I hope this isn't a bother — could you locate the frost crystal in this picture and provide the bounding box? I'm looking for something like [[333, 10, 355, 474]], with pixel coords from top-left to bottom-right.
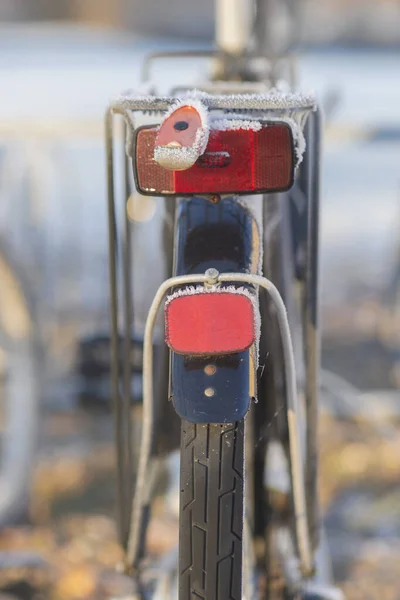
[[154, 145, 200, 171], [210, 118, 262, 132], [154, 97, 210, 169], [154, 125, 209, 170], [162, 97, 209, 132], [267, 116, 306, 167], [111, 88, 316, 114], [110, 88, 315, 164], [210, 115, 306, 167], [165, 284, 257, 305]]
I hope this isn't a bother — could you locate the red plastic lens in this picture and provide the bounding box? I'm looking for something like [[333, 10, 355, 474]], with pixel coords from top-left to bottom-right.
[[135, 123, 294, 196], [165, 292, 255, 355]]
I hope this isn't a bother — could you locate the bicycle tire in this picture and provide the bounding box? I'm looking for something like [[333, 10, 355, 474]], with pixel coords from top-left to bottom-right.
[[0, 243, 40, 526], [179, 419, 245, 600]]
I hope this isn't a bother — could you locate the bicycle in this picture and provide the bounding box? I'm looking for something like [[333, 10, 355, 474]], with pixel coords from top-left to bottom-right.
[[105, 0, 344, 598]]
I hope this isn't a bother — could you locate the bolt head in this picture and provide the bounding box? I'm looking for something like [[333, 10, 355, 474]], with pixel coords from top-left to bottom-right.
[[205, 268, 219, 284], [204, 365, 216, 376]]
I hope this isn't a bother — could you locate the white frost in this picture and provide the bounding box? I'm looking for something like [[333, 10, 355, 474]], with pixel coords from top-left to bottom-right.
[[165, 284, 256, 304], [210, 118, 262, 132], [275, 116, 306, 167], [179, 88, 316, 112], [210, 115, 306, 167], [111, 88, 316, 114], [161, 96, 209, 132], [192, 124, 209, 156], [154, 145, 200, 171], [154, 125, 209, 170], [111, 88, 314, 165], [154, 97, 210, 169]]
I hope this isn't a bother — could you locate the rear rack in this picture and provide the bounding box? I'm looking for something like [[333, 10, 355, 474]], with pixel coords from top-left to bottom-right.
[[110, 89, 316, 113], [104, 90, 320, 576], [107, 89, 316, 158]]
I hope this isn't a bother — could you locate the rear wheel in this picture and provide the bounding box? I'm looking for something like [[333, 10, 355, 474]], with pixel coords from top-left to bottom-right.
[[179, 420, 245, 600], [0, 246, 39, 526]]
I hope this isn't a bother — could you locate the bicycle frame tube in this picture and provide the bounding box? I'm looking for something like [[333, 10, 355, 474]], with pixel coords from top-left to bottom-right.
[[215, 0, 253, 56]]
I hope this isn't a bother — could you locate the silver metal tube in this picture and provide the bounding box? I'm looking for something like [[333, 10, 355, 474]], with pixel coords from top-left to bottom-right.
[[303, 108, 323, 550], [105, 108, 130, 548], [126, 274, 207, 569], [215, 0, 253, 55], [122, 119, 134, 524], [219, 272, 313, 576], [110, 92, 316, 115]]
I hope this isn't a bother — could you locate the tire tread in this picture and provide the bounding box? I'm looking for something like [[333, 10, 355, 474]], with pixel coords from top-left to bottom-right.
[[179, 421, 244, 600]]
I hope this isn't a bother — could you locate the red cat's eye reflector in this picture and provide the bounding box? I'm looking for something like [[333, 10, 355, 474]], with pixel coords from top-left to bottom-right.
[[165, 291, 256, 355], [134, 122, 294, 196]]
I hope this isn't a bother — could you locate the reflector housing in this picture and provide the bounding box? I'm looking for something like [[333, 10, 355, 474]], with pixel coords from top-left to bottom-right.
[[134, 122, 294, 196], [165, 291, 256, 355]]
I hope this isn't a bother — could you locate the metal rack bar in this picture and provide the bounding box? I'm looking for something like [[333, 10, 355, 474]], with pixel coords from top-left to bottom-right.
[[105, 108, 130, 550], [122, 119, 134, 530], [303, 107, 323, 550], [109, 91, 316, 115]]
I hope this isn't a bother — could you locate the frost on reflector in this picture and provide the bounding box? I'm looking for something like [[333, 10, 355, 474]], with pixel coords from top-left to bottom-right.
[[154, 100, 209, 170]]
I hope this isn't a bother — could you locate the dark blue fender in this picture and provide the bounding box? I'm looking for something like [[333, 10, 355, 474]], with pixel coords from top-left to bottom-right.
[[169, 196, 260, 423]]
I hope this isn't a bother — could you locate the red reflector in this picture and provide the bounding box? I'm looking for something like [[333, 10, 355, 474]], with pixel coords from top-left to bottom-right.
[[134, 122, 294, 196], [165, 292, 255, 355]]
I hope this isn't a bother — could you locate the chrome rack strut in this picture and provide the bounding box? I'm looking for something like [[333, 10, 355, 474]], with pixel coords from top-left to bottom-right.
[[105, 110, 134, 552], [125, 269, 314, 579], [302, 107, 323, 550], [122, 119, 134, 534]]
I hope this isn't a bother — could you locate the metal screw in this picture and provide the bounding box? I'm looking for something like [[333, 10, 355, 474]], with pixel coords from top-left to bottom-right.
[[204, 387, 215, 397], [205, 268, 219, 285], [204, 365, 216, 376]]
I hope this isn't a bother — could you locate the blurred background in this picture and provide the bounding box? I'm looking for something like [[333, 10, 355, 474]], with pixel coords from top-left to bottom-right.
[[0, 1, 399, 599]]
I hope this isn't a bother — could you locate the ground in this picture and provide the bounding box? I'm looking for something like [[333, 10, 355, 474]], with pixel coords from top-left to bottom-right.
[[0, 316, 399, 599]]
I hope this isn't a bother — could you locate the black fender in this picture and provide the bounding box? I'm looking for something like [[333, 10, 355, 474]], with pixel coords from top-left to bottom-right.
[[169, 196, 260, 423]]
